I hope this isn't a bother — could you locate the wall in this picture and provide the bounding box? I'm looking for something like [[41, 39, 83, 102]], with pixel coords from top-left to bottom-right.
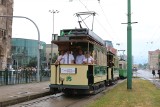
[[0, 0, 13, 70]]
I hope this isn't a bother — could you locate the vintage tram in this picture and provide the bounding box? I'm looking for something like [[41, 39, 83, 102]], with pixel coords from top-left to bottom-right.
[[49, 28, 118, 94]]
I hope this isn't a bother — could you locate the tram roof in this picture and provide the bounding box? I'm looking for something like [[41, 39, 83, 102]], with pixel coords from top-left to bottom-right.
[[55, 28, 105, 46]]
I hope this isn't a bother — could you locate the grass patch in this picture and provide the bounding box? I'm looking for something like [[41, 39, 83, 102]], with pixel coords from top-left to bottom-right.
[[87, 78, 160, 107]]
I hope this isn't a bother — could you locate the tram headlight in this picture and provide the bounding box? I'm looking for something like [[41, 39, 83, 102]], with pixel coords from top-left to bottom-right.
[[60, 77, 64, 81]]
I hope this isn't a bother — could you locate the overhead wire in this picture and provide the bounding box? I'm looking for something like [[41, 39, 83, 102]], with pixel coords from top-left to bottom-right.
[[137, 40, 156, 64], [144, 26, 160, 56], [78, 0, 128, 61], [72, 0, 151, 64], [150, 27, 160, 47], [78, 0, 115, 41], [98, 2, 120, 43], [96, 0, 126, 57], [133, 26, 160, 64], [130, 22, 160, 64], [78, 0, 89, 11]]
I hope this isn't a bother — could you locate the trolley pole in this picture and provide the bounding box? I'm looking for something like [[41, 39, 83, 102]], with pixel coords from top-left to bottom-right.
[[127, 0, 132, 89]]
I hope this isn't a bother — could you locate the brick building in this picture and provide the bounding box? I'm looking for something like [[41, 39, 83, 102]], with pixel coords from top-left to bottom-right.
[[0, 0, 13, 70], [148, 49, 160, 70]]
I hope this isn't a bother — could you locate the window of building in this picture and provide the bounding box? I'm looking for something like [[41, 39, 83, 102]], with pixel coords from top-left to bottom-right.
[[0, 28, 6, 38], [0, 0, 6, 6]]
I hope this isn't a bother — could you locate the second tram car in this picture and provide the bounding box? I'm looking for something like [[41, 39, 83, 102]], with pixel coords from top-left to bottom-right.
[[119, 59, 127, 79]]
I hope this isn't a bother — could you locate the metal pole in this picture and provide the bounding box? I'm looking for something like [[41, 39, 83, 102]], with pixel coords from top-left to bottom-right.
[[0, 15, 41, 82], [49, 10, 59, 65], [51, 12, 54, 64], [127, 0, 132, 89], [17, 59, 18, 69], [53, 11, 55, 35]]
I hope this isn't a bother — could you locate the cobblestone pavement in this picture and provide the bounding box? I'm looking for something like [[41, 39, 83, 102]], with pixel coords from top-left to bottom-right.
[[0, 81, 50, 107]]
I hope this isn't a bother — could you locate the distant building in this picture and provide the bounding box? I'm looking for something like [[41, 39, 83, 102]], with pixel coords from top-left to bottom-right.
[[46, 44, 58, 67], [0, 0, 14, 70], [11, 38, 46, 69], [148, 49, 160, 70], [104, 40, 113, 47]]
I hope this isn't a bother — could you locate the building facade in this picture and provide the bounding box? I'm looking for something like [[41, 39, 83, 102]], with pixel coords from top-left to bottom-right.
[[46, 44, 58, 67], [11, 38, 46, 69], [148, 49, 160, 70], [0, 0, 13, 70]]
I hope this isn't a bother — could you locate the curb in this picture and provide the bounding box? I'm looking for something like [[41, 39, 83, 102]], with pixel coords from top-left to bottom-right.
[[0, 91, 51, 107]]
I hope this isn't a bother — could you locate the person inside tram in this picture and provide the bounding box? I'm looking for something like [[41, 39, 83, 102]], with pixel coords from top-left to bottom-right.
[[83, 51, 94, 64], [75, 49, 85, 64], [62, 49, 74, 64], [55, 50, 65, 64]]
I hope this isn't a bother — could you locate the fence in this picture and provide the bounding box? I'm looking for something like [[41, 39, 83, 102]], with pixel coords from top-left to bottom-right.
[[0, 69, 50, 86]]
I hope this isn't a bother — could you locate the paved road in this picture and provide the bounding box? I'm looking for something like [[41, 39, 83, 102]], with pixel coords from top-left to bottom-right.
[[135, 69, 160, 88]]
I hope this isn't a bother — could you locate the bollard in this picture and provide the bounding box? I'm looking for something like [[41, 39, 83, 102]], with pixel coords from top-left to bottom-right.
[[25, 70, 28, 83], [40, 70, 42, 82], [5, 68, 8, 85]]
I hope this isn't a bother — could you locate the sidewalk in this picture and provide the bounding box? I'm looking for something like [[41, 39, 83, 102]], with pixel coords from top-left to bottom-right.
[[151, 78, 160, 89], [0, 81, 51, 107]]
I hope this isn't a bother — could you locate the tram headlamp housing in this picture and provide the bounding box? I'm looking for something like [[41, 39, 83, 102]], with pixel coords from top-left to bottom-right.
[[60, 77, 64, 81]]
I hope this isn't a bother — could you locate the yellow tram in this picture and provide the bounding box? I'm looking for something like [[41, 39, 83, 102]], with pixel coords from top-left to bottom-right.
[[49, 28, 118, 94]]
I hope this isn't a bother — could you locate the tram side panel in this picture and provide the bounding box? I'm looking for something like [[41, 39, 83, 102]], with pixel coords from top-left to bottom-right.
[[107, 67, 113, 85], [50, 64, 108, 86], [50, 64, 89, 87], [113, 68, 119, 80], [119, 60, 127, 79], [107, 53, 119, 85], [93, 66, 108, 84], [119, 69, 127, 79], [113, 56, 120, 81], [50, 64, 108, 94]]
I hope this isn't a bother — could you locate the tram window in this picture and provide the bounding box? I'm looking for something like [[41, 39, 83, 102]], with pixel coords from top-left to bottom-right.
[[0, 0, 6, 5], [119, 64, 122, 69]]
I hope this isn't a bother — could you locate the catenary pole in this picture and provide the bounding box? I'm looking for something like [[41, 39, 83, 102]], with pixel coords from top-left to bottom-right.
[[127, 0, 132, 89], [0, 15, 41, 82]]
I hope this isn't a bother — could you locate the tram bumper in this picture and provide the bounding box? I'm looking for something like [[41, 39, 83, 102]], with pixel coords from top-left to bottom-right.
[[49, 84, 90, 89]]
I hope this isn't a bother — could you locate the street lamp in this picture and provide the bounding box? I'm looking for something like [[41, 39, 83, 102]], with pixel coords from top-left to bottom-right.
[[49, 9, 59, 65], [0, 15, 41, 82]]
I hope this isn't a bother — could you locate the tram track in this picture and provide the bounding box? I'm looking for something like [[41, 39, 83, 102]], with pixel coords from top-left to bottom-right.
[[9, 80, 125, 107], [9, 93, 64, 107], [15, 93, 92, 107], [64, 95, 92, 107]]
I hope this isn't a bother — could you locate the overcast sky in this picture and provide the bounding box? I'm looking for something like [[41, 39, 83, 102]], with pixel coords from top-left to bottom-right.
[[12, 0, 160, 64]]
